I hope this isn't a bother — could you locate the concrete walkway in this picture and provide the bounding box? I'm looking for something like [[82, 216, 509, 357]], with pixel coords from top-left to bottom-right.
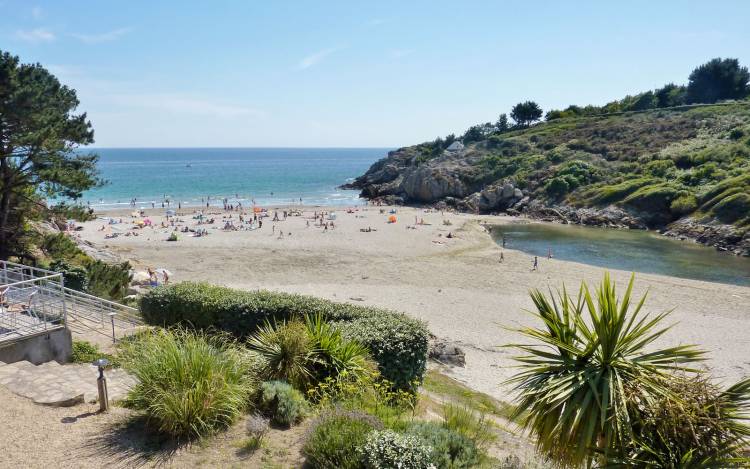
[[0, 360, 136, 406]]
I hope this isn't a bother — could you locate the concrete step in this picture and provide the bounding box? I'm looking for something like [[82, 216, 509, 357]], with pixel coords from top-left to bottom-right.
[[0, 360, 136, 407]]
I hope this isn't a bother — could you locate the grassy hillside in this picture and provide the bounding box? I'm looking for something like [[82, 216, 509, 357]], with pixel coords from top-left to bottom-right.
[[447, 102, 750, 228]]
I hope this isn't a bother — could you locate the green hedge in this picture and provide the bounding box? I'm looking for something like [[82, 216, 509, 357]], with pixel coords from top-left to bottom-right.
[[140, 282, 429, 390]]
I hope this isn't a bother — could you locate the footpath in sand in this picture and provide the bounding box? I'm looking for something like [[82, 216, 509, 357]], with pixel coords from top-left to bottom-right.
[[77, 205, 750, 400]]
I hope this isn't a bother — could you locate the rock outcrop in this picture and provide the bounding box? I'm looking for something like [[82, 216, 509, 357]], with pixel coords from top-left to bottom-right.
[[662, 217, 749, 256], [345, 143, 748, 256]]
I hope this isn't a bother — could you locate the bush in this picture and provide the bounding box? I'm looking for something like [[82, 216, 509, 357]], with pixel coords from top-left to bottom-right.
[[359, 430, 435, 469], [441, 404, 495, 450], [303, 409, 383, 469], [119, 329, 253, 439], [712, 192, 750, 223], [258, 380, 309, 426], [544, 177, 570, 198], [408, 422, 480, 469], [41, 232, 83, 260], [49, 259, 88, 291], [623, 374, 750, 467], [71, 340, 120, 367], [85, 260, 132, 301], [669, 193, 698, 216], [247, 315, 372, 391], [241, 414, 269, 453], [140, 283, 429, 390], [248, 320, 315, 389]]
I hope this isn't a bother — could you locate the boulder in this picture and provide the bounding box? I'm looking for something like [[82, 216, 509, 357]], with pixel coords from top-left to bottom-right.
[[501, 183, 515, 198], [401, 167, 468, 202], [429, 340, 466, 367]]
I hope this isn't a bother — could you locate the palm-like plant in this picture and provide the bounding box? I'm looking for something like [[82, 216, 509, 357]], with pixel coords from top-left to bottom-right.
[[507, 273, 705, 467], [247, 319, 317, 389], [247, 315, 373, 391]]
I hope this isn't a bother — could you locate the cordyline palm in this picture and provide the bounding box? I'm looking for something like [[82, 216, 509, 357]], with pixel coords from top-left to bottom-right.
[[506, 273, 705, 468]]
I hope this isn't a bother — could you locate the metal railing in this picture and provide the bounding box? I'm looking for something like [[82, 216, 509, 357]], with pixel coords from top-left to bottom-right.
[[63, 286, 142, 341], [1, 260, 143, 344], [0, 261, 62, 286], [0, 264, 67, 345]]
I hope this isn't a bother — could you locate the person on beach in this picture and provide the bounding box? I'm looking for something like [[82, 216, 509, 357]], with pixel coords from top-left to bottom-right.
[[532, 256, 538, 271], [162, 270, 169, 285], [547, 247, 553, 259], [147, 267, 158, 287], [500, 251, 504, 263]]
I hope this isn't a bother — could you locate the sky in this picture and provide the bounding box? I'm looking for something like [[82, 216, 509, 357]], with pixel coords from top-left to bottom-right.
[[2, 0, 750, 148]]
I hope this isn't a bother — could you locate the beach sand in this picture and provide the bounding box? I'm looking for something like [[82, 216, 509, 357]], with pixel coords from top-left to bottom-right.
[[76, 205, 750, 400]]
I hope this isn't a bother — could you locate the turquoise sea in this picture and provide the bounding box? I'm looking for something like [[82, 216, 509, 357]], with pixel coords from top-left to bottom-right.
[[80, 148, 387, 209]]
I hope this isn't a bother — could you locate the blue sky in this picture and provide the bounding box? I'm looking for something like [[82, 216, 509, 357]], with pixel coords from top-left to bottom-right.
[[2, 1, 749, 148]]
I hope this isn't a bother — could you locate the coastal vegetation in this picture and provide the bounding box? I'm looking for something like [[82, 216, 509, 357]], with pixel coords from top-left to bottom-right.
[[348, 58, 750, 254], [39, 232, 132, 301], [0, 50, 101, 262], [139, 282, 430, 390], [118, 329, 254, 439], [507, 273, 750, 467]]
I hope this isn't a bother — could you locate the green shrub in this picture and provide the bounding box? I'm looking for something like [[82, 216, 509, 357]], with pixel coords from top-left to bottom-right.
[[441, 404, 496, 449], [41, 232, 83, 261], [585, 177, 654, 205], [359, 430, 435, 469], [644, 159, 676, 177], [50, 259, 88, 291], [544, 177, 570, 198], [305, 314, 373, 386], [140, 283, 429, 390], [248, 320, 315, 389], [335, 314, 427, 391], [408, 421, 480, 469], [303, 409, 383, 469], [247, 315, 372, 391], [712, 192, 750, 223], [259, 380, 309, 426], [71, 340, 120, 367], [119, 329, 253, 439], [622, 374, 750, 467], [85, 260, 132, 301], [669, 193, 698, 216]]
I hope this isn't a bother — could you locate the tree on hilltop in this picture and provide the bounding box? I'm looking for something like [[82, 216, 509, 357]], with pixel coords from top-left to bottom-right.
[[510, 101, 543, 128], [496, 113, 510, 132], [0, 50, 101, 260], [687, 57, 750, 104]]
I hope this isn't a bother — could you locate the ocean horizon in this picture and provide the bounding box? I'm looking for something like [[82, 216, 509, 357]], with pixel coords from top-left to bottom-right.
[[77, 147, 389, 209]]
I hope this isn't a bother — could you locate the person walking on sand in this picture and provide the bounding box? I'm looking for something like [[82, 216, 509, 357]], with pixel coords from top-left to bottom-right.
[[499, 251, 504, 263], [532, 256, 538, 271]]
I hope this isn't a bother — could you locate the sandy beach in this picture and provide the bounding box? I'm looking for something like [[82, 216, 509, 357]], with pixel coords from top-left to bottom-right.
[[76, 205, 750, 400]]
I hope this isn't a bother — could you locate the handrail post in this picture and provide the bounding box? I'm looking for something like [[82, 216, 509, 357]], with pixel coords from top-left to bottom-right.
[[60, 274, 67, 328]]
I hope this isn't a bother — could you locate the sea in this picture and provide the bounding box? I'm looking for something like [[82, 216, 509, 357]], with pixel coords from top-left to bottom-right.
[[78, 148, 388, 209]]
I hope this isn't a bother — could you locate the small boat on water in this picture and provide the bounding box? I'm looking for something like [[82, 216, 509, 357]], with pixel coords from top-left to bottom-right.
[[186, 163, 192, 167]]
